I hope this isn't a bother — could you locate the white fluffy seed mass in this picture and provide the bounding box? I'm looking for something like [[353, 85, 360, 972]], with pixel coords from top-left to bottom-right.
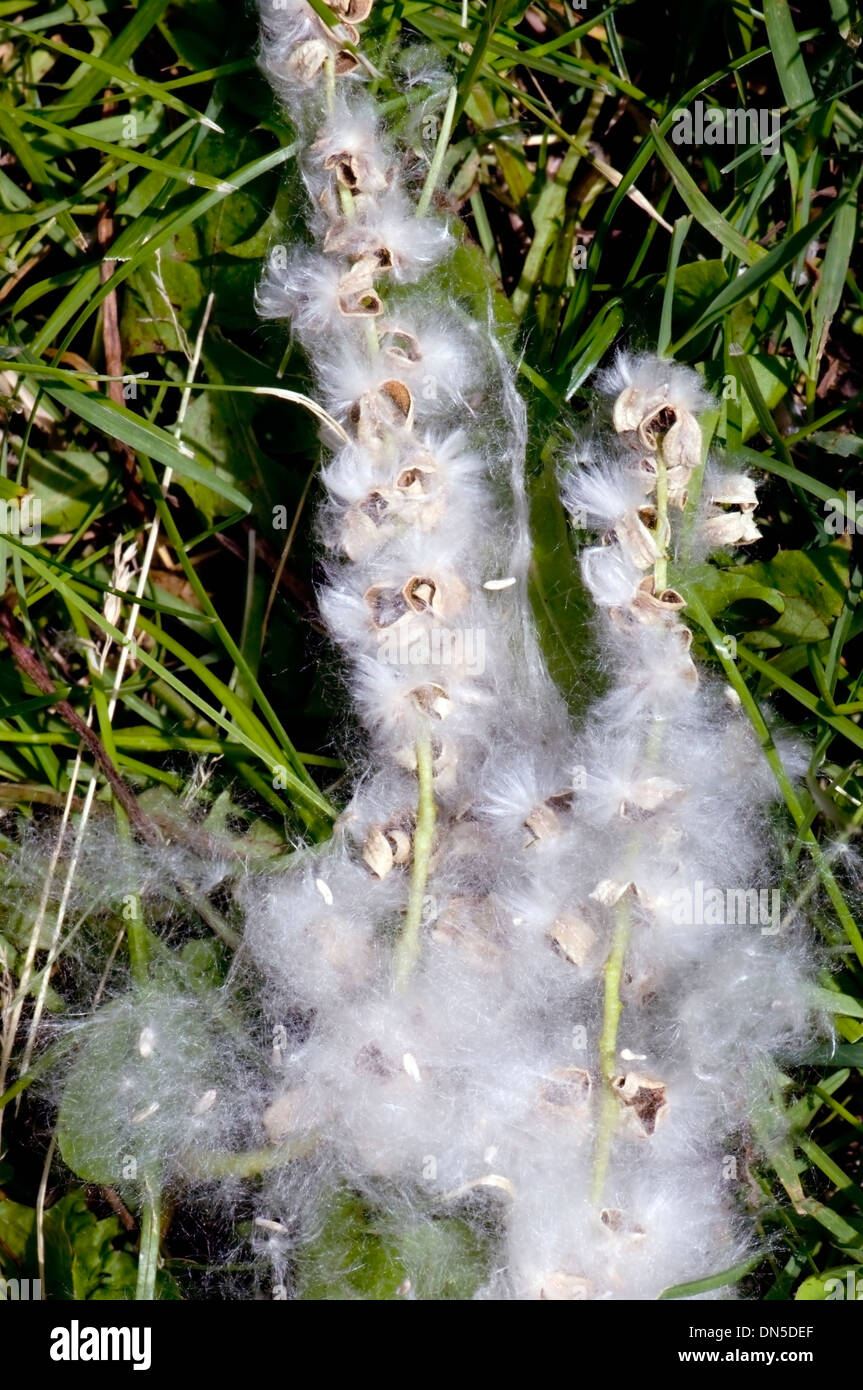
[[22, 1, 826, 1304], [235, 3, 829, 1300]]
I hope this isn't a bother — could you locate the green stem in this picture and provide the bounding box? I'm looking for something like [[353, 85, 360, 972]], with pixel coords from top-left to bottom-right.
[[591, 891, 632, 1204], [135, 1168, 162, 1302], [183, 1136, 314, 1180], [416, 85, 457, 219], [653, 442, 669, 593], [591, 436, 674, 1202], [393, 735, 436, 991]]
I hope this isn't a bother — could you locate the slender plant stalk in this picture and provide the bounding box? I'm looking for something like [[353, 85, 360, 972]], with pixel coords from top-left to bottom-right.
[[591, 441, 671, 1203], [653, 443, 669, 592], [591, 891, 632, 1203], [184, 1136, 315, 1180], [135, 1168, 162, 1302], [416, 85, 458, 219], [393, 736, 437, 991], [35, 1135, 56, 1299]]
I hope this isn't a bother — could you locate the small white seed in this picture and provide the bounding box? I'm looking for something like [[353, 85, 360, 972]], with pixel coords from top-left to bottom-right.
[[402, 1052, 421, 1084], [315, 877, 334, 905], [131, 1101, 160, 1124]]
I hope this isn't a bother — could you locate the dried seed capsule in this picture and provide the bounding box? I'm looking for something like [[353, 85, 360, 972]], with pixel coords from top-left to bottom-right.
[[538, 1067, 592, 1118], [549, 912, 597, 968], [362, 812, 415, 877], [612, 1071, 669, 1137]]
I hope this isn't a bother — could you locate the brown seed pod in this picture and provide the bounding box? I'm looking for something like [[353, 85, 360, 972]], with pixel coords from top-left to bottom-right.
[[430, 895, 506, 967], [589, 879, 639, 907], [329, 0, 373, 23], [662, 409, 702, 475], [404, 573, 438, 613], [409, 683, 452, 720], [322, 149, 388, 194], [363, 572, 467, 631], [395, 457, 438, 496], [337, 283, 383, 317], [324, 221, 398, 272], [612, 383, 703, 477], [337, 257, 384, 317], [308, 10, 361, 46], [612, 385, 667, 440], [631, 575, 687, 621], [283, 38, 357, 83], [628, 454, 659, 495], [380, 327, 423, 364], [340, 491, 394, 561], [600, 1208, 647, 1244], [364, 583, 410, 629], [708, 473, 758, 509], [666, 463, 692, 509], [350, 378, 414, 447], [618, 776, 684, 820], [700, 510, 762, 546], [362, 812, 415, 877], [538, 1067, 593, 1118], [612, 1071, 669, 1137], [386, 454, 445, 527], [613, 511, 663, 570], [523, 790, 575, 847], [609, 577, 689, 634], [549, 912, 597, 968]]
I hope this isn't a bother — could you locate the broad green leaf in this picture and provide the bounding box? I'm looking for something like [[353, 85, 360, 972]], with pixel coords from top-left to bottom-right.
[[813, 987, 863, 1020], [296, 1190, 494, 1300], [527, 451, 598, 712], [27, 447, 116, 532], [296, 1190, 407, 1301], [740, 546, 849, 645], [796, 1268, 860, 1301], [0, 1194, 36, 1269], [56, 991, 234, 1188], [687, 564, 785, 622]]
